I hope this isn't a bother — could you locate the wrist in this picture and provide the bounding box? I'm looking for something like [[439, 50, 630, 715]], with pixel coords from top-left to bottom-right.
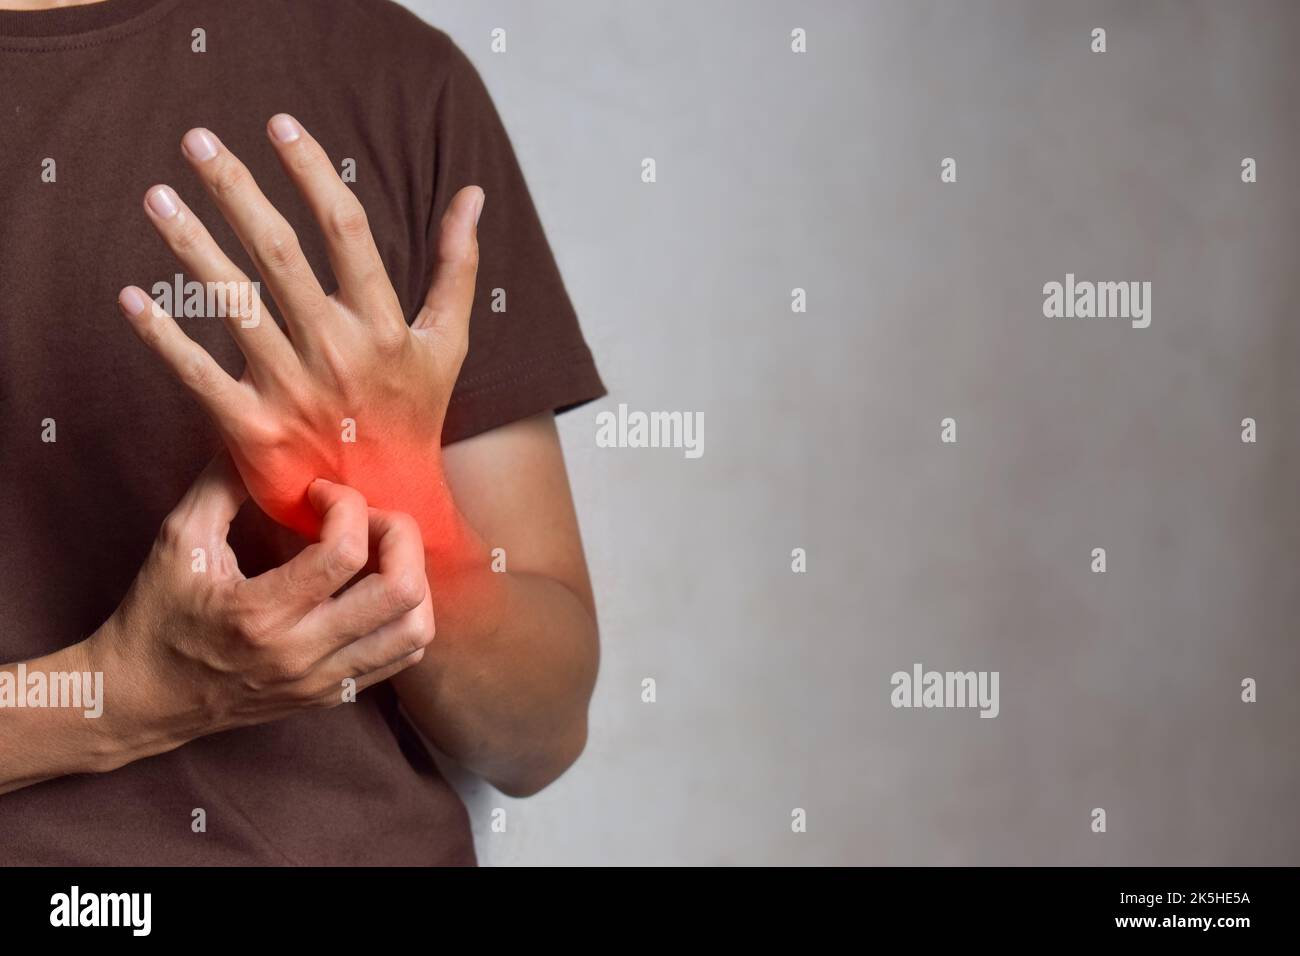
[[402, 463, 480, 565], [0, 634, 129, 783], [78, 615, 194, 773]]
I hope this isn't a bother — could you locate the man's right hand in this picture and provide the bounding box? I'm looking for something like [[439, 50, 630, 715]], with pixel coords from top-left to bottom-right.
[[80, 452, 435, 771]]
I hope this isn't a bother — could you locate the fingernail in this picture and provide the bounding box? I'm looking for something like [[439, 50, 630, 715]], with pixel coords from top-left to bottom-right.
[[146, 185, 179, 219], [473, 189, 485, 226], [119, 287, 147, 316], [182, 128, 219, 162], [269, 114, 301, 143]]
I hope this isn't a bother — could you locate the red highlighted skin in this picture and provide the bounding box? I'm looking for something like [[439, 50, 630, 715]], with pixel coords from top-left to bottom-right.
[[232, 414, 474, 571], [117, 117, 490, 587], [110, 117, 592, 802], [221, 358, 456, 546], [194, 301, 484, 581]]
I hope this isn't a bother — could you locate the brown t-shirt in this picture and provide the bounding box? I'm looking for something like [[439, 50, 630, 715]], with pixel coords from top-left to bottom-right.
[[0, 0, 604, 865]]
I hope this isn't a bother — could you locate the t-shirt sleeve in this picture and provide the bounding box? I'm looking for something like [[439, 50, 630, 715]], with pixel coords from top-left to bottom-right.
[[424, 41, 606, 445]]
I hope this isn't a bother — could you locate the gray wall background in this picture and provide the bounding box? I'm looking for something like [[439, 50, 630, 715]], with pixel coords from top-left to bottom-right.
[[403, 0, 1300, 865]]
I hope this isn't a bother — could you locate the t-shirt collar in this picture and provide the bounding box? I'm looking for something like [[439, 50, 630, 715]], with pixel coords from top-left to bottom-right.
[[0, 0, 176, 42]]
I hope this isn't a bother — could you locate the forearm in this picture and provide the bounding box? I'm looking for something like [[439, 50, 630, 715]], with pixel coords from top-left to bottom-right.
[[0, 635, 133, 796], [0, 613, 218, 798], [394, 503, 599, 796]]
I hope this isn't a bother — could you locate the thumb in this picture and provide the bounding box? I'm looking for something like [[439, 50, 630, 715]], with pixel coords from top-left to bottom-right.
[[173, 449, 249, 536], [412, 184, 483, 341]]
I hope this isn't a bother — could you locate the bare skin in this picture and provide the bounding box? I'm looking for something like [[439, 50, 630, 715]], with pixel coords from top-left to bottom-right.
[[116, 116, 600, 795], [0, 1, 108, 9], [2, 458, 435, 795], [1, 11, 600, 801]]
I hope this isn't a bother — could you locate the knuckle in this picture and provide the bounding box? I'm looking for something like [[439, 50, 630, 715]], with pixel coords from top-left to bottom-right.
[[181, 355, 215, 393], [408, 609, 435, 652], [328, 200, 371, 243], [389, 571, 426, 611], [388, 511, 421, 542], [171, 222, 204, 255], [209, 160, 248, 198], [287, 144, 319, 175], [279, 559, 313, 598], [238, 415, 280, 451], [267, 653, 310, 684], [233, 608, 274, 647], [230, 297, 261, 328], [400, 622, 424, 656], [243, 659, 293, 692], [334, 484, 368, 512], [255, 228, 303, 272], [327, 537, 367, 578], [373, 323, 407, 353], [157, 511, 189, 549]]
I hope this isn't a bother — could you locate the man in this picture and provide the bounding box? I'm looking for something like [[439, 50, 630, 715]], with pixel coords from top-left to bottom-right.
[[0, 0, 603, 865]]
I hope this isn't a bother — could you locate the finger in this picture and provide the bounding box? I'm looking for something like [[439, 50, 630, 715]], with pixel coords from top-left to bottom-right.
[[357, 650, 426, 688], [140, 185, 296, 372], [172, 450, 248, 536], [326, 589, 434, 677], [411, 185, 482, 349], [180, 127, 332, 344], [298, 508, 428, 652], [322, 649, 427, 704], [265, 114, 401, 323], [118, 285, 252, 423], [235, 479, 370, 627]]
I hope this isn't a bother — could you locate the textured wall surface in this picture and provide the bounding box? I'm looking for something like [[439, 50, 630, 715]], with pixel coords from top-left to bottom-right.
[[404, 0, 1300, 865]]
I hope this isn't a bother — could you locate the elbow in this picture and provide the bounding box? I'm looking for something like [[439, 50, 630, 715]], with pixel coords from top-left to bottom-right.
[[486, 608, 599, 798], [490, 715, 589, 799]]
